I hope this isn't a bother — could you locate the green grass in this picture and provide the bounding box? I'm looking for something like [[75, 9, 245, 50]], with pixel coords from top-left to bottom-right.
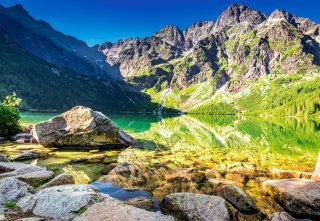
[[4, 201, 16, 209]]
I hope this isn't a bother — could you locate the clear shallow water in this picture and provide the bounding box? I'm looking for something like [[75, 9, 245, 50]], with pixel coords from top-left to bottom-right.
[[2, 112, 319, 217]]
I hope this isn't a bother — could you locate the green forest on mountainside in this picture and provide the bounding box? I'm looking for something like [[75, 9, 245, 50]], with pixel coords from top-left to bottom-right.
[[189, 75, 320, 117], [0, 30, 157, 113]]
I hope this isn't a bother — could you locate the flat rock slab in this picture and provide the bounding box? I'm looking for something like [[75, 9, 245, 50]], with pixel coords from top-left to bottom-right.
[[32, 106, 135, 148], [0, 162, 53, 186], [74, 197, 174, 221], [263, 179, 320, 218], [17, 184, 106, 220], [0, 177, 34, 204], [161, 193, 231, 221]]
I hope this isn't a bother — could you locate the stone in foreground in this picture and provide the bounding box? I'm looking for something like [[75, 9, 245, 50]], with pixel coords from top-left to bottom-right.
[[17, 184, 106, 220], [161, 193, 231, 221], [32, 106, 135, 148], [216, 185, 259, 214], [270, 212, 298, 221], [125, 196, 155, 211], [0, 177, 34, 204], [74, 197, 174, 221], [263, 179, 320, 218], [37, 173, 75, 190]]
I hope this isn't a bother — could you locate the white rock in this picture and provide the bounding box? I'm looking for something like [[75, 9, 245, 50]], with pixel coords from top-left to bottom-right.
[[74, 196, 174, 221], [0, 177, 34, 204], [17, 184, 106, 220]]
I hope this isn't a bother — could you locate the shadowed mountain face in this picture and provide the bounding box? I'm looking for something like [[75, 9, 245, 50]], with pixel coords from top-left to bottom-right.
[[0, 28, 159, 112], [0, 4, 120, 81]]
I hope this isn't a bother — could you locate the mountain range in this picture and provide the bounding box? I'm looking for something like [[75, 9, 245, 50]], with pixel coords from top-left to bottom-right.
[[0, 4, 319, 116]]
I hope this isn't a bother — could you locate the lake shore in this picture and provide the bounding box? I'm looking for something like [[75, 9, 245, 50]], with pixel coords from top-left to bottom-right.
[[1, 108, 319, 220]]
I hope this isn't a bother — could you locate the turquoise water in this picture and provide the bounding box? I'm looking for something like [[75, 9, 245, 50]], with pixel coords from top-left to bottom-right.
[[13, 112, 320, 216]]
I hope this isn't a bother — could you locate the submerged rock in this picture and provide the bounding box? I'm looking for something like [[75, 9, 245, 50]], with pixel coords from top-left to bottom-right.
[[100, 163, 117, 175], [271, 168, 312, 179], [161, 193, 231, 221], [208, 178, 236, 188], [12, 151, 41, 161], [125, 197, 155, 212], [216, 185, 259, 214], [263, 179, 320, 218], [0, 177, 34, 204], [0, 155, 8, 162], [270, 212, 298, 221], [32, 106, 135, 148], [37, 173, 75, 190], [74, 196, 174, 221], [17, 184, 106, 220]]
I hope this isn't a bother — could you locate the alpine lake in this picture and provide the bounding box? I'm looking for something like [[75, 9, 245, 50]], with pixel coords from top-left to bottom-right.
[[1, 112, 319, 217]]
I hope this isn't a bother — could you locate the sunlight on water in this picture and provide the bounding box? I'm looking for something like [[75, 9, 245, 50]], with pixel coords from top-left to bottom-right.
[[2, 112, 318, 217]]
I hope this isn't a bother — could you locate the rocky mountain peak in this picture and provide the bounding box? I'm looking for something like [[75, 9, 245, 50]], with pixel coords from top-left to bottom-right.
[[268, 9, 320, 35], [99, 42, 113, 54], [269, 9, 296, 23], [215, 4, 267, 29], [155, 25, 184, 48], [7, 4, 30, 16], [183, 21, 215, 50]]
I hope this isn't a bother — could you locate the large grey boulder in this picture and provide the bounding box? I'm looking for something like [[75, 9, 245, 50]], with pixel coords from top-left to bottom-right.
[[216, 185, 259, 214], [161, 193, 231, 221], [17, 184, 106, 220], [32, 106, 134, 148], [74, 196, 174, 221], [0, 177, 34, 204], [263, 179, 320, 218], [0, 162, 54, 186]]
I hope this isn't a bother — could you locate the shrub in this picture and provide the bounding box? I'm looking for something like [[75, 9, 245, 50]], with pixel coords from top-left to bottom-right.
[[0, 93, 22, 137]]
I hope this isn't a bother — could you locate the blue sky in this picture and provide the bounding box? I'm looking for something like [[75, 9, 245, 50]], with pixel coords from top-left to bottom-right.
[[1, 0, 320, 46]]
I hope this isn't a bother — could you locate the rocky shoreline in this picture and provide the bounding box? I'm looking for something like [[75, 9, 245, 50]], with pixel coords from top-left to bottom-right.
[[0, 106, 319, 220]]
